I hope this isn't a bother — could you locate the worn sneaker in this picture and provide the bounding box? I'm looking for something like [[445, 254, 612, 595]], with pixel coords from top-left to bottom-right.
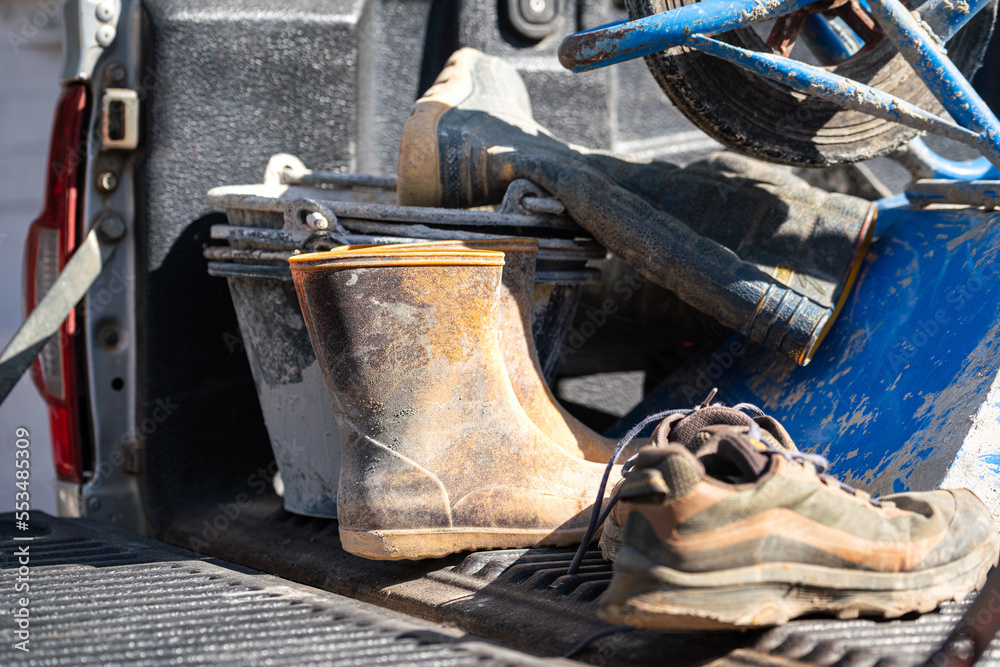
[[599, 405, 798, 561], [598, 410, 999, 630]]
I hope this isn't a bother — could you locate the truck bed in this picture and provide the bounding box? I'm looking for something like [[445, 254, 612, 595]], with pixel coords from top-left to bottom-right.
[[154, 498, 1000, 666], [1, 511, 576, 666]]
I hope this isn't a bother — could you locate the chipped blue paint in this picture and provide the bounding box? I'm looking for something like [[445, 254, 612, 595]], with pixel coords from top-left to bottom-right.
[[980, 452, 1000, 468], [558, 0, 815, 71], [616, 202, 1000, 514], [919, 0, 993, 41], [865, 0, 1000, 166]]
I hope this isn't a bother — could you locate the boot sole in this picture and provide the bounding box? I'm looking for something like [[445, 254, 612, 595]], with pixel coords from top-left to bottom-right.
[[341, 526, 590, 561], [599, 533, 999, 631], [396, 50, 477, 207]]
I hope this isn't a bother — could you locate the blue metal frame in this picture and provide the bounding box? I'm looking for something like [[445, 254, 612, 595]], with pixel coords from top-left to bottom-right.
[[559, 0, 1000, 172], [611, 202, 1000, 516], [906, 137, 1000, 180]]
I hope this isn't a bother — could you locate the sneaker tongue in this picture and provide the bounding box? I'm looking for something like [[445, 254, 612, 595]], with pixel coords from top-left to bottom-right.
[[667, 406, 755, 451], [714, 436, 770, 482]]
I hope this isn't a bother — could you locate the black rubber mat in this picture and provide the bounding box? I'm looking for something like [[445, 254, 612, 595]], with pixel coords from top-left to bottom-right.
[[7, 511, 999, 666], [0, 513, 571, 666], [160, 497, 1000, 667]]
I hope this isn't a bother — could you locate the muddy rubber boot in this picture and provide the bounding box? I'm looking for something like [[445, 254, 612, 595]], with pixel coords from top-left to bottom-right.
[[330, 240, 620, 463], [396, 48, 875, 364], [397, 48, 549, 208], [289, 247, 615, 560], [397, 47, 641, 209]]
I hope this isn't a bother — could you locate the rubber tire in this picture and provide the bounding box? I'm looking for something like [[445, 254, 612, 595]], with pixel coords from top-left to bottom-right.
[[626, 0, 998, 166]]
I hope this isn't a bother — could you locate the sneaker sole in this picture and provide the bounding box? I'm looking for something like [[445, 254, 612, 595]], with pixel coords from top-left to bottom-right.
[[599, 533, 999, 631], [598, 514, 624, 562], [341, 526, 591, 561]]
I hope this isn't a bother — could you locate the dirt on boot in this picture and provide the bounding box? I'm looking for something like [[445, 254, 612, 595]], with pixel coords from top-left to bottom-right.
[[334, 240, 622, 463], [290, 246, 620, 560]]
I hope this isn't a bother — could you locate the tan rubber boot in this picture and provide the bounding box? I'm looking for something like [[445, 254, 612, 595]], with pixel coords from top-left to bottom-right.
[[290, 247, 615, 560], [330, 240, 619, 463]]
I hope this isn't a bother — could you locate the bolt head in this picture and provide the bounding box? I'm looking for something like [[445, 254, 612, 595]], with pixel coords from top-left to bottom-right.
[[99, 215, 127, 241], [99, 172, 118, 192], [98, 323, 121, 349], [108, 63, 126, 82], [88, 497, 102, 511], [96, 24, 116, 47], [96, 1, 115, 22], [304, 212, 329, 230]]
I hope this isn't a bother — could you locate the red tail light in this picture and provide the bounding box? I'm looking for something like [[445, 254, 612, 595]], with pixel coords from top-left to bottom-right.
[[22, 84, 90, 483]]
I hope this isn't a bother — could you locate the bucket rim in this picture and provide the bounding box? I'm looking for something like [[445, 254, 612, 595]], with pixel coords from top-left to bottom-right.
[[289, 247, 506, 270]]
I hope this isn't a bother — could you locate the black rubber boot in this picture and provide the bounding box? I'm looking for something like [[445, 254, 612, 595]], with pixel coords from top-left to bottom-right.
[[396, 48, 875, 365]]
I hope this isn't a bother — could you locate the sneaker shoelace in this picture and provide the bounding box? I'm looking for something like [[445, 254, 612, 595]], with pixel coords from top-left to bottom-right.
[[746, 420, 883, 509], [566, 395, 879, 575]]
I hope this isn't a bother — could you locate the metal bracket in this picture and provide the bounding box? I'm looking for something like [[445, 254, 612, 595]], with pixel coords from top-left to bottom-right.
[[61, 0, 122, 83], [101, 88, 139, 151], [499, 179, 567, 216], [283, 199, 349, 235]]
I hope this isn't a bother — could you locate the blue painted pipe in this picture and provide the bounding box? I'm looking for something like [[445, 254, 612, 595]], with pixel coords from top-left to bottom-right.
[[800, 14, 858, 64], [865, 0, 1000, 154], [919, 0, 993, 40], [558, 0, 814, 71], [905, 138, 1000, 180], [905, 179, 1000, 207], [686, 35, 992, 159]]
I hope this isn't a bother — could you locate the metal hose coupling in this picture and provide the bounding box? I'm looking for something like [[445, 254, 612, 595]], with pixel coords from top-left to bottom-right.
[[744, 282, 831, 366], [635, 154, 877, 367]]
